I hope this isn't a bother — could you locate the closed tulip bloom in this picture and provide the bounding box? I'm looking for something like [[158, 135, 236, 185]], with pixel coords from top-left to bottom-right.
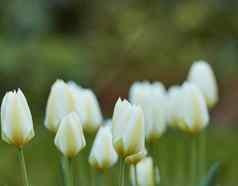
[[188, 61, 218, 108], [177, 82, 209, 133], [1, 89, 34, 148], [112, 98, 146, 164], [167, 86, 182, 128], [129, 81, 167, 142], [89, 125, 118, 170], [55, 112, 86, 157], [45, 80, 77, 133], [69, 82, 103, 133], [130, 157, 155, 186]]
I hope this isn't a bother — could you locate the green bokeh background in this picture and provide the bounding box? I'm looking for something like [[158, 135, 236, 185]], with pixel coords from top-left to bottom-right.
[[0, 0, 237, 185]]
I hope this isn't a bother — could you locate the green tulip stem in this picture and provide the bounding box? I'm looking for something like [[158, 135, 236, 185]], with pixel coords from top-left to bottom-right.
[[61, 156, 74, 186], [190, 136, 197, 186], [134, 165, 138, 186], [18, 148, 30, 186], [119, 158, 125, 186], [199, 130, 207, 179]]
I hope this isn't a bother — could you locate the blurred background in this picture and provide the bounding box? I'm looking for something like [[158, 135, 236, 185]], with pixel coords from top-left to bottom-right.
[[0, 0, 237, 185]]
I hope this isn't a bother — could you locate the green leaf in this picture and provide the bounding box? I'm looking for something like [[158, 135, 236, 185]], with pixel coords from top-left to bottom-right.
[[199, 161, 220, 186]]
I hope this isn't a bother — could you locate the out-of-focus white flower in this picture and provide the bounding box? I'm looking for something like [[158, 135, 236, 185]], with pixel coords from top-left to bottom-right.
[[112, 98, 146, 164], [176, 82, 210, 133], [167, 86, 182, 128], [69, 82, 103, 133], [54, 112, 86, 157], [1, 89, 34, 148], [89, 125, 118, 170], [45, 80, 78, 133], [129, 81, 167, 142], [130, 157, 155, 186], [188, 60, 218, 108]]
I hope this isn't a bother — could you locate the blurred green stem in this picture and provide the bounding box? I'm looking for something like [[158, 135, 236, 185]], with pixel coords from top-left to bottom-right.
[[18, 148, 30, 186], [190, 136, 197, 186], [119, 158, 125, 186], [62, 156, 74, 186], [199, 130, 206, 179], [96, 171, 105, 186], [134, 165, 138, 186]]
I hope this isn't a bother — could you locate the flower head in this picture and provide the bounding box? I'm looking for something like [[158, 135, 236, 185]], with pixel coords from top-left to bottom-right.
[[176, 82, 209, 133], [112, 98, 146, 164], [54, 112, 86, 157], [89, 125, 118, 170], [45, 80, 78, 133], [188, 61, 218, 108], [129, 81, 167, 142], [130, 157, 155, 186], [69, 82, 103, 133], [1, 89, 34, 148]]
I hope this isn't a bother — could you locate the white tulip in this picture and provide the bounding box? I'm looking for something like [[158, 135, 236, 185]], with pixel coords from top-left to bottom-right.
[[129, 81, 167, 142], [89, 125, 118, 170], [1, 89, 34, 148], [188, 60, 218, 108], [69, 82, 103, 133], [45, 80, 78, 133], [167, 86, 182, 128], [176, 82, 209, 133], [112, 98, 146, 164], [130, 157, 155, 186], [54, 112, 86, 157]]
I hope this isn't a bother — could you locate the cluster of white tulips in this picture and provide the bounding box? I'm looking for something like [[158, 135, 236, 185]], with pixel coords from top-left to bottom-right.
[[0, 60, 218, 186]]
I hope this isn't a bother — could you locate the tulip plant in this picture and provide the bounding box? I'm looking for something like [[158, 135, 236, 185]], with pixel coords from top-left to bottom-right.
[[0, 60, 219, 186]]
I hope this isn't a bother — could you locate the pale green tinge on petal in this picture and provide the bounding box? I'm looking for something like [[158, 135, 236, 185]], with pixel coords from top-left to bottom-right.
[[125, 149, 147, 165], [54, 112, 86, 157], [113, 137, 124, 157]]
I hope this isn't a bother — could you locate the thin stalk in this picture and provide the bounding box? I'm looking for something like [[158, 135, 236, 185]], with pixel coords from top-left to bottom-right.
[[68, 158, 74, 186], [177, 132, 185, 186], [190, 136, 197, 186], [96, 171, 105, 186], [61, 156, 74, 186], [199, 130, 206, 179], [150, 141, 160, 186], [91, 167, 96, 186], [119, 158, 125, 186], [18, 149, 30, 186], [134, 165, 138, 186]]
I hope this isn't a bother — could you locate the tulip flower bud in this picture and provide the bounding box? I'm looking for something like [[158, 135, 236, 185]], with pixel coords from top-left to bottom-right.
[[112, 98, 146, 164], [89, 125, 118, 170], [130, 157, 155, 186], [69, 82, 103, 133], [45, 80, 78, 133], [167, 86, 182, 128], [129, 81, 167, 142], [1, 89, 34, 148], [188, 61, 218, 108], [177, 82, 209, 133], [54, 112, 86, 157]]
